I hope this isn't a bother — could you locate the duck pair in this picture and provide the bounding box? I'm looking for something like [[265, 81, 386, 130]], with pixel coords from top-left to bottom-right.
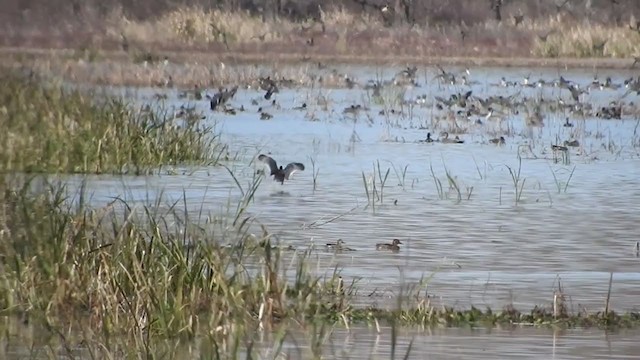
[[440, 132, 465, 144], [419, 132, 464, 144], [325, 239, 403, 252]]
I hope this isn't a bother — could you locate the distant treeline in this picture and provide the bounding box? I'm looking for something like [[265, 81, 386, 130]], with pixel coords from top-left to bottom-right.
[[3, 0, 640, 29]]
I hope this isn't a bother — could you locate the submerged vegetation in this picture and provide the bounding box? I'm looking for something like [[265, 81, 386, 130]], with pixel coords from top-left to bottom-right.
[[0, 68, 224, 174]]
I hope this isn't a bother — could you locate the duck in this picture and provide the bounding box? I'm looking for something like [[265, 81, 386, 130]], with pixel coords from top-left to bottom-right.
[[343, 104, 362, 115], [563, 118, 574, 127], [376, 239, 402, 252], [256, 240, 296, 252], [264, 83, 278, 100], [440, 132, 465, 144], [258, 154, 305, 184], [551, 144, 568, 152], [207, 86, 238, 111], [325, 239, 355, 252], [489, 136, 506, 145], [258, 76, 277, 91], [419, 132, 434, 143], [564, 139, 580, 147]]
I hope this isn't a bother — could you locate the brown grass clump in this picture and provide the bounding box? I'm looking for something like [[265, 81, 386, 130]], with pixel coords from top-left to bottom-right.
[[112, 6, 299, 46], [531, 17, 640, 58]]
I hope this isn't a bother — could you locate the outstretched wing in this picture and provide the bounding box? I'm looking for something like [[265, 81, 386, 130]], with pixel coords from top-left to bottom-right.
[[283, 162, 305, 179], [258, 154, 278, 175]]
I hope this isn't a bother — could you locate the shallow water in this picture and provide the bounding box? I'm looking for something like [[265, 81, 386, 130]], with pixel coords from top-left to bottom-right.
[[57, 65, 640, 315], [287, 326, 640, 360], [4, 324, 640, 359]]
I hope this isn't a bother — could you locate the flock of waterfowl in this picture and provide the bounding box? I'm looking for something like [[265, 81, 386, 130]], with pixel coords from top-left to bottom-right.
[[170, 62, 638, 160], [166, 63, 638, 254]]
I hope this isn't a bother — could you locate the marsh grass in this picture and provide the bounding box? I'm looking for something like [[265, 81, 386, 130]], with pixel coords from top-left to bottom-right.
[[361, 160, 390, 213], [429, 163, 446, 201], [505, 155, 527, 206], [429, 160, 470, 203], [388, 161, 409, 190], [0, 69, 224, 175], [1, 177, 640, 357], [0, 177, 354, 357], [308, 156, 320, 192], [549, 165, 577, 193], [443, 163, 462, 204]]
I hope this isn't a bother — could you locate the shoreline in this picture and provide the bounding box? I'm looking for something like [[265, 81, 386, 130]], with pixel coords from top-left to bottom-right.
[[2, 46, 637, 71]]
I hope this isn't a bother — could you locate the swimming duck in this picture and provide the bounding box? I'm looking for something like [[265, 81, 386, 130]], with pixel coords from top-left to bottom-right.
[[563, 118, 574, 127], [258, 154, 305, 184], [489, 136, 506, 145], [325, 239, 355, 252], [376, 239, 402, 252], [343, 104, 362, 115], [564, 139, 580, 147], [440, 132, 465, 144], [419, 132, 434, 143]]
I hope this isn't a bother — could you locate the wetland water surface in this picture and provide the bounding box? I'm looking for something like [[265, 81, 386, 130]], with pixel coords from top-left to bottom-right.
[[285, 327, 640, 359], [55, 65, 640, 357]]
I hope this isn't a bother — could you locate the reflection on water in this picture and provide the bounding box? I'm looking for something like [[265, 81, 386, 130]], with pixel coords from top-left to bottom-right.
[[306, 326, 640, 360], [25, 65, 640, 357], [3, 323, 639, 359]]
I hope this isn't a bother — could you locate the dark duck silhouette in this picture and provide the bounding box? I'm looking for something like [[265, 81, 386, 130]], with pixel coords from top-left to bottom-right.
[[258, 154, 305, 184], [376, 239, 402, 252], [207, 86, 238, 111], [418, 132, 434, 143]]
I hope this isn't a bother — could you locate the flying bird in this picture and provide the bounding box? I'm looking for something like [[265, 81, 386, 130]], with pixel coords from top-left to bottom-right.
[[258, 154, 305, 184]]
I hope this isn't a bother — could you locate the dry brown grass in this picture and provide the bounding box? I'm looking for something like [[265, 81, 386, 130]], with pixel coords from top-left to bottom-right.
[[101, 7, 640, 60], [530, 16, 640, 58], [3, 4, 640, 62], [110, 6, 300, 45]]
